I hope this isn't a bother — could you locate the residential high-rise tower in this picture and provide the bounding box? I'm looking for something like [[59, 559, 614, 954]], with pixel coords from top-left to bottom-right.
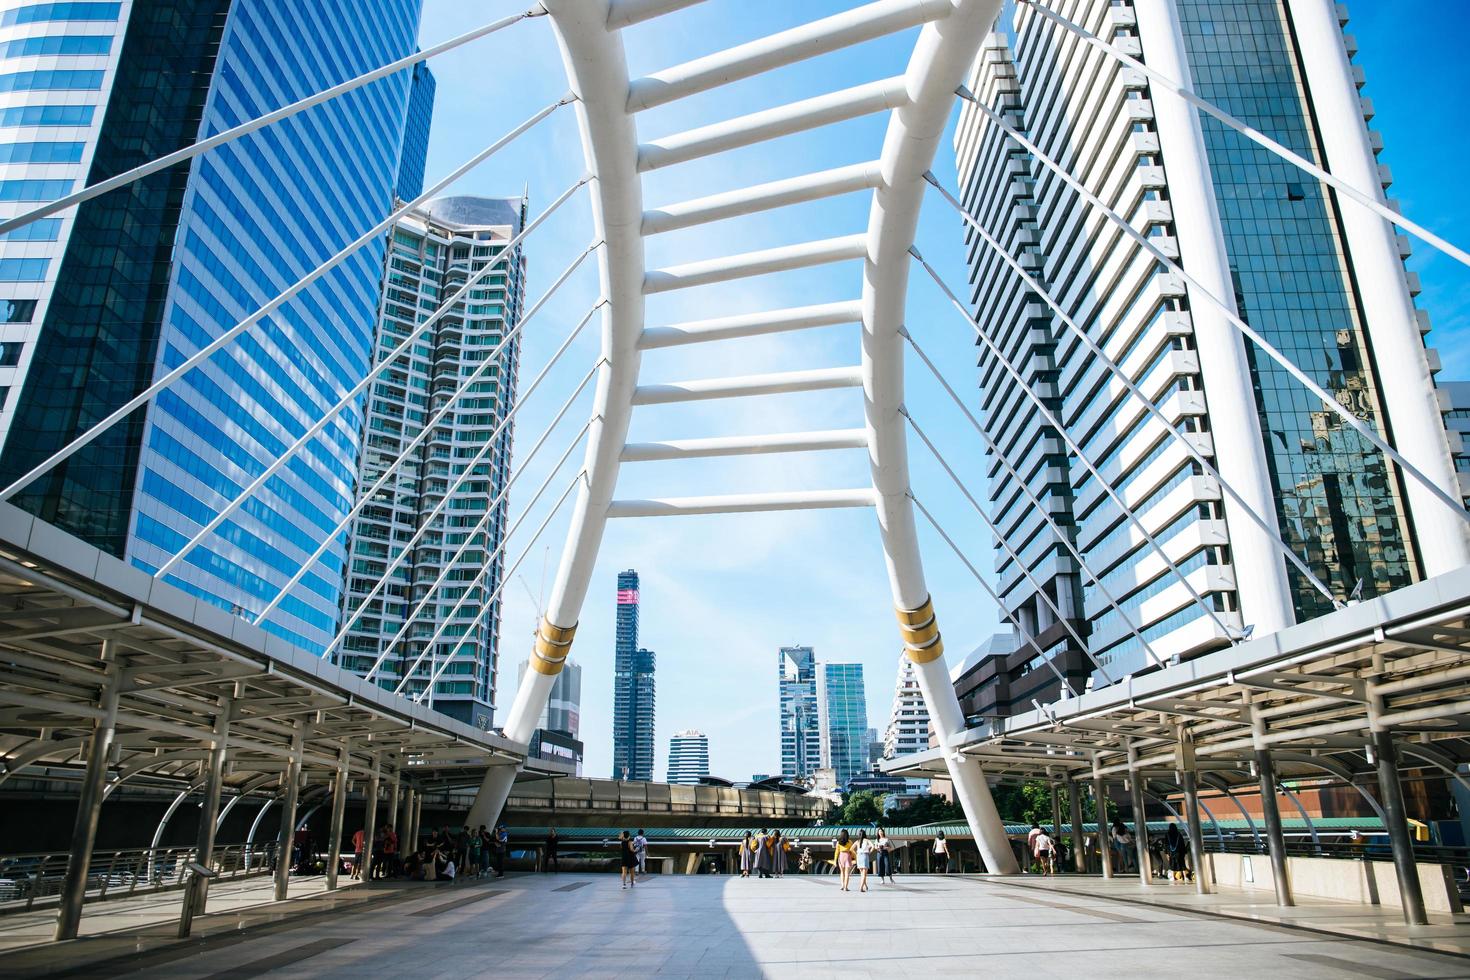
[[882, 655, 930, 759], [335, 195, 526, 729]]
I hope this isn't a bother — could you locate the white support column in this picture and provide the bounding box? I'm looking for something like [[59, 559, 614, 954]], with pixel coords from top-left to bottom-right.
[[1285, 0, 1470, 574], [469, 0, 645, 828], [1134, 0, 1294, 634], [861, 0, 1017, 875], [325, 745, 349, 890]]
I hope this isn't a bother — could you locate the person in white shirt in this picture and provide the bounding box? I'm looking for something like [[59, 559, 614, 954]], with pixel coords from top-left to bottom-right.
[[633, 829, 648, 877], [875, 828, 895, 883], [1033, 830, 1056, 875], [933, 832, 950, 873], [856, 830, 874, 893]]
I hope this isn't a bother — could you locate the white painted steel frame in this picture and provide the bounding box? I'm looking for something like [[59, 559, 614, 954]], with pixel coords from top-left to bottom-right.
[[859, 0, 1018, 875]]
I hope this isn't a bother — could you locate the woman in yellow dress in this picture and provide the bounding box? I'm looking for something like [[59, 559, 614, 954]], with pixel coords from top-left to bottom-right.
[[833, 829, 857, 892]]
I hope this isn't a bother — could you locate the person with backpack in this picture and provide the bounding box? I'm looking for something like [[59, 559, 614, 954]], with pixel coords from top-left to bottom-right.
[[633, 828, 648, 878], [1033, 828, 1056, 875]]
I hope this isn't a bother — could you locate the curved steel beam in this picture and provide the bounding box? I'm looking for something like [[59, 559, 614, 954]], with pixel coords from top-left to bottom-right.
[[468, 0, 640, 830], [1201, 772, 1262, 848], [860, 0, 1013, 874], [1275, 751, 1388, 826], [0, 736, 86, 789]]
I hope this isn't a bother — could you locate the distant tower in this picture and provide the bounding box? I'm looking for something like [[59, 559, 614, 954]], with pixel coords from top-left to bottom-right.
[[816, 661, 868, 787], [612, 570, 655, 780], [666, 729, 710, 785], [778, 645, 821, 781], [883, 655, 930, 759]]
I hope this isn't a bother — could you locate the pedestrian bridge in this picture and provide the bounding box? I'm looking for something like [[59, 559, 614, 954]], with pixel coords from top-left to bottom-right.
[[2, 0, 1470, 954]]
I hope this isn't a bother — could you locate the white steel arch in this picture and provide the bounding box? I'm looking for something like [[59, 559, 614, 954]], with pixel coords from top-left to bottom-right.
[[466, 0, 1021, 873]]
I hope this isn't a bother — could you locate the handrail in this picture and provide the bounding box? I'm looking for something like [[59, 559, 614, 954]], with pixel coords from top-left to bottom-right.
[[0, 842, 269, 914]]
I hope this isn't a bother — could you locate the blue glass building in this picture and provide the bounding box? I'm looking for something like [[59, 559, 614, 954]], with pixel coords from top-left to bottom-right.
[[778, 645, 820, 780], [0, 0, 427, 653], [396, 60, 434, 201], [817, 661, 868, 787], [612, 569, 655, 780]]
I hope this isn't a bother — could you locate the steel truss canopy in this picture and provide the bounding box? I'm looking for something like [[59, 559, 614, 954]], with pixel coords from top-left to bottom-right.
[[0, 502, 540, 797], [884, 566, 1470, 794]]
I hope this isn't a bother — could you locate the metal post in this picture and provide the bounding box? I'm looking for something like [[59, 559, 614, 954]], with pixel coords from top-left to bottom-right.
[[1093, 764, 1114, 880], [1069, 778, 1086, 874], [1128, 773, 1151, 884], [1249, 696, 1293, 906], [360, 755, 381, 882], [1177, 728, 1210, 895], [1372, 729, 1428, 925], [1050, 781, 1064, 842], [273, 722, 305, 901], [325, 745, 349, 890], [400, 785, 414, 852], [386, 768, 401, 841], [412, 792, 423, 852], [179, 692, 232, 936], [55, 641, 121, 941]]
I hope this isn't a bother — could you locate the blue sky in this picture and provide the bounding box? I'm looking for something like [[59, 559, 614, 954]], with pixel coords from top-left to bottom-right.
[[412, 1, 1470, 782]]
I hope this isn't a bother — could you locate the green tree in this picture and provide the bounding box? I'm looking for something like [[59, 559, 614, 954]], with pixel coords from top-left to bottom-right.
[[886, 793, 964, 826], [839, 790, 884, 824]]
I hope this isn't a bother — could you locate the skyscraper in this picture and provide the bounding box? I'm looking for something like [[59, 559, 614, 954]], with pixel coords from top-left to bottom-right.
[[778, 645, 821, 780], [666, 729, 709, 785], [0, 0, 428, 654], [953, 0, 1462, 689], [882, 655, 930, 759], [336, 197, 527, 727], [395, 60, 435, 201], [612, 569, 655, 780], [816, 661, 868, 787]]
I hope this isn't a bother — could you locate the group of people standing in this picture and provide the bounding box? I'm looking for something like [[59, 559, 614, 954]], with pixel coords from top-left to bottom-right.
[[616, 828, 649, 888], [1108, 818, 1194, 881], [831, 828, 898, 892], [737, 828, 792, 879]]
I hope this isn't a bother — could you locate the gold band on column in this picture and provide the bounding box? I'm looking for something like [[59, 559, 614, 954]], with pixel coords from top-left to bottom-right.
[[896, 596, 944, 664], [529, 617, 576, 676]]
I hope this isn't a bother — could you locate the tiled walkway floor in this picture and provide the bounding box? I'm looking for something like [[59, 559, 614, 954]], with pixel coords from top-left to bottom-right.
[[4, 872, 1470, 978]]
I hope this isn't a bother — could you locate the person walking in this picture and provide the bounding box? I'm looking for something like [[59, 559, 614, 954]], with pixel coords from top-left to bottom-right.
[[754, 828, 773, 879], [494, 822, 509, 878], [545, 827, 560, 872], [933, 832, 950, 873], [773, 830, 787, 878], [856, 830, 874, 892], [619, 831, 637, 889], [1111, 819, 1133, 873], [1033, 827, 1056, 875], [876, 827, 895, 883], [633, 828, 648, 878], [1165, 824, 1190, 881], [351, 826, 365, 880], [739, 831, 753, 878], [834, 830, 857, 891]]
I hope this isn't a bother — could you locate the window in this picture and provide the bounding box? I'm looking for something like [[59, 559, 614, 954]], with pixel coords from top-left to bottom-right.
[[0, 69, 104, 92], [0, 178, 71, 200], [0, 218, 62, 241], [0, 258, 49, 282], [0, 341, 24, 366], [0, 3, 121, 26], [0, 103, 93, 127], [0, 141, 84, 164], [0, 299, 37, 323], [1285, 182, 1305, 201], [0, 34, 112, 57]]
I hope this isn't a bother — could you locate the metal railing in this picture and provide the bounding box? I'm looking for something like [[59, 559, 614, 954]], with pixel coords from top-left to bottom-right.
[[0, 842, 270, 913]]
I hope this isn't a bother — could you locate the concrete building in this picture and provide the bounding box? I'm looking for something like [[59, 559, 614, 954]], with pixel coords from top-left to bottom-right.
[[953, 0, 1465, 698], [778, 644, 821, 781], [0, 0, 429, 653], [666, 729, 710, 785], [816, 661, 868, 787], [612, 569, 655, 781], [336, 195, 527, 729]]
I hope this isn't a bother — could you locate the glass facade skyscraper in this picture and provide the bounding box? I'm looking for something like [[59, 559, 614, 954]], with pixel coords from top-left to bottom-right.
[[953, 0, 1456, 690], [336, 197, 526, 730], [396, 59, 434, 202], [778, 644, 820, 781], [612, 569, 655, 781], [0, 0, 427, 653], [816, 661, 868, 787]]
